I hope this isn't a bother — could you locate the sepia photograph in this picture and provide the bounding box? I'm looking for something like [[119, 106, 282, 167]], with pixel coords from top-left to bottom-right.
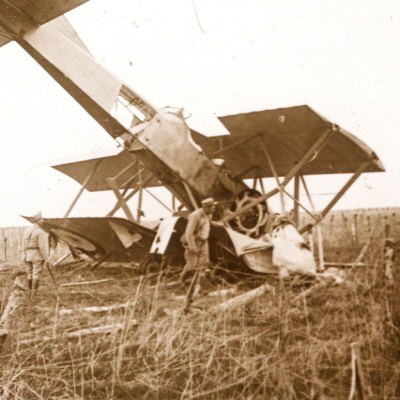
[[0, 1, 399, 398]]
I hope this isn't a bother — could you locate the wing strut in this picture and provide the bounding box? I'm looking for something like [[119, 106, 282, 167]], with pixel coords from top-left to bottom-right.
[[107, 173, 155, 217], [64, 159, 102, 218], [300, 175, 325, 272], [258, 136, 285, 214], [223, 127, 335, 223], [183, 181, 199, 210], [299, 158, 373, 234]]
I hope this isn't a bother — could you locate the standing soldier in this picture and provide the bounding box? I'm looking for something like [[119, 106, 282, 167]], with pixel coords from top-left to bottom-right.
[[22, 212, 49, 297], [180, 198, 223, 297]]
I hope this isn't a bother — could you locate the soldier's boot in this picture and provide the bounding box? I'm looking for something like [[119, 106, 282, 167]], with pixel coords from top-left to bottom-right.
[[26, 279, 33, 301], [193, 283, 201, 298], [180, 266, 189, 284], [31, 279, 40, 298]]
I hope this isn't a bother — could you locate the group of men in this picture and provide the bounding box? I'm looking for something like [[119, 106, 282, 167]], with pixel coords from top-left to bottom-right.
[[21, 197, 222, 298]]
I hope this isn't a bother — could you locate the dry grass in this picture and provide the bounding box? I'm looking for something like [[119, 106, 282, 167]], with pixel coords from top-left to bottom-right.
[[0, 210, 399, 399], [0, 254, 399, 399]]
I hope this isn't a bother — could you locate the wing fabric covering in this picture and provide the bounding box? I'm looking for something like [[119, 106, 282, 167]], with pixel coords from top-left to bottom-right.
[[191, 105, 384, 178], [0, 27, 11, 48], [1, 0, 89, 27], [52, 150, 161, 192], [38, 217, 157, 263], [0, 0, 89, 49]]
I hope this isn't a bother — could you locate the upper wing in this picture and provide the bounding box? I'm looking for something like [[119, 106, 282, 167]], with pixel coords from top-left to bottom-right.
[[191, 105, 384, 178], [0, 0, 89, 49], [0, 28, 11, 48], [51, 149, 161, 192], [3, 0, 89, 26]]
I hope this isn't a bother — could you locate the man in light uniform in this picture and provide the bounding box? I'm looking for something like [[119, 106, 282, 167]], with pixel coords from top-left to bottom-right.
[[180, 198, 223, 295], [22, 212, 49, 297]]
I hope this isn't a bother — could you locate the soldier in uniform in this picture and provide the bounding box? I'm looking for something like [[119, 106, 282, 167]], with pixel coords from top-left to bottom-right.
[[180, 198, 223, 296], [22, 212, 49, 297]]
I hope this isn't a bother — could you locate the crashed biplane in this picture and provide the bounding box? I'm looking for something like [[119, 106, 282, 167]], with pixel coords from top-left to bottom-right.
[[1, 1, 384, 277]]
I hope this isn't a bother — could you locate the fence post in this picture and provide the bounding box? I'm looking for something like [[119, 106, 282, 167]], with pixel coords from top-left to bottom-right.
[[308, 228, 314, 257], [385, 239, 400, 327], [352, 214, 358, 245]]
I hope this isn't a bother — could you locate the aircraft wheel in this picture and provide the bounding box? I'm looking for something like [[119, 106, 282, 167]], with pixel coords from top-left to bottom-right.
[[230, 190, 269, 237], [234, 193, 268, 237], [137, 255, 160, 275]]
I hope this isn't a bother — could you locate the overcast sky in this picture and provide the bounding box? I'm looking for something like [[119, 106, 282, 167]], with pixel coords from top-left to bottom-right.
[[0, 0, 399, 226]]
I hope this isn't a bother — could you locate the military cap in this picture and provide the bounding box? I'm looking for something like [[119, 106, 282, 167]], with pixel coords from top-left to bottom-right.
[[31, 211, 43, 223]]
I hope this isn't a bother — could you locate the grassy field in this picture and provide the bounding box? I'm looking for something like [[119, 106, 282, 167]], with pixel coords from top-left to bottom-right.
[[0, 208, 399, 399]]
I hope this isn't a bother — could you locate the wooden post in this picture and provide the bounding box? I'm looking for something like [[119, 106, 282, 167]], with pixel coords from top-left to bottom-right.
[[316, 225, 325, 272], [348, 342, 369, 400], [293, 175, 300, 227], [367, 215, 371, 236], [308, 228, 314, 257], [352, 214, 358, 245], [330, 214, 335, 234], [137, 170, 143, 222], [301, 175, 324, 270], [385, 220, 391, 238], [385, 239, 400, 327]]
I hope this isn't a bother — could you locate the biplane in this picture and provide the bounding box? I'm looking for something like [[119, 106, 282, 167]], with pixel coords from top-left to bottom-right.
[[1, 1, 384, 276]]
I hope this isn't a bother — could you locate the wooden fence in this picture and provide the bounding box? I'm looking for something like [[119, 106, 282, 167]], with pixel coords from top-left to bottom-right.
[[0, 226, 69, 269], [0, 227, 26, 267]]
